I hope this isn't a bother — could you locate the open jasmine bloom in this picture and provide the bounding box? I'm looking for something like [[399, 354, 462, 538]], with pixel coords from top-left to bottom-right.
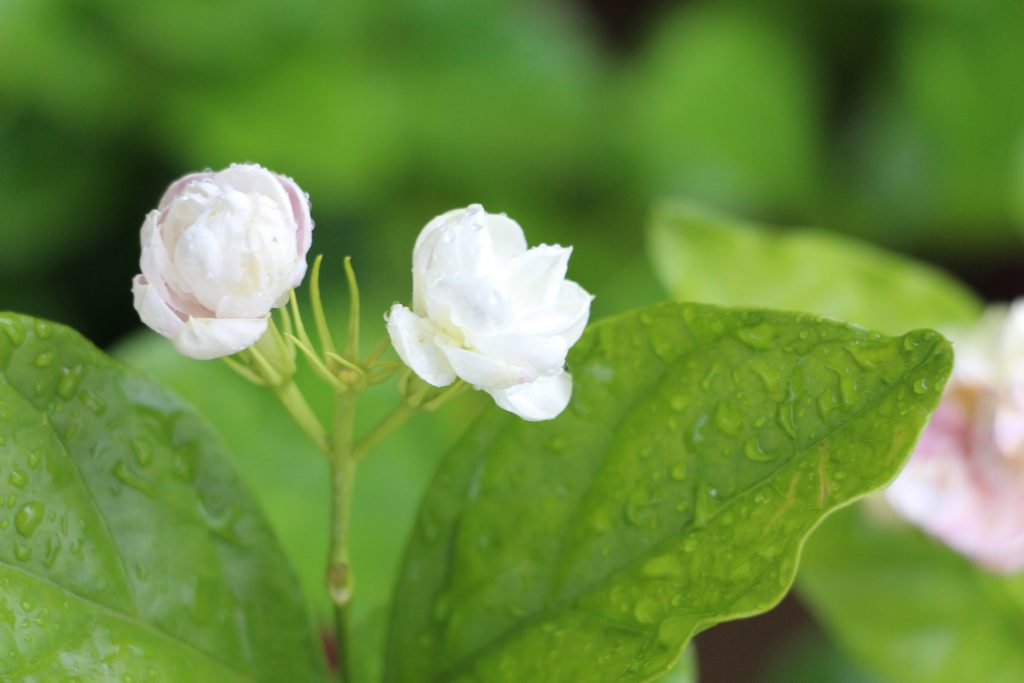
[[386, 204, 593, 421]]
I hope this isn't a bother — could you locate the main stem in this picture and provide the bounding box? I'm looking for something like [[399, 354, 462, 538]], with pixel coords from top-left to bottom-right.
[[327, 393, 357, 683]]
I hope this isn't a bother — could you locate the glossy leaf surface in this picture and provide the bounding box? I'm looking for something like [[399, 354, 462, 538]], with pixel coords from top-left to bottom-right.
[[799, 506, 1024, 683], [0, 314, 326, 682], [647, 201, 981, 335], [384, 302, 952, 683]]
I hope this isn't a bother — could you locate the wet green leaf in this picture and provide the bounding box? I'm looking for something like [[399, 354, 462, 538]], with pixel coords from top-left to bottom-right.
[[384, 301, 952, 683], [647, 201, 982, 335], [799, 506, 1024, 683], [0, 314, 326, 682]]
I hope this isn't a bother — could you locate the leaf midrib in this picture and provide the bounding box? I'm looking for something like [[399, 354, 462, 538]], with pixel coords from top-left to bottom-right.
[[429, 332, 941, 682]]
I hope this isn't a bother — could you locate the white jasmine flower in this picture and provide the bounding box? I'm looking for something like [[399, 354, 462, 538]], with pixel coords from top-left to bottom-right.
[[887, 301, 1024, 573], [387, 204, 592, 421], [132, 163, 313, 359]]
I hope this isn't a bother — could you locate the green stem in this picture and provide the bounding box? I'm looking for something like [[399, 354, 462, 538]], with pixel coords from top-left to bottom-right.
[[327, 393, 357, 683], [271, 381, 329, 453], [353, 402, 418, 461]]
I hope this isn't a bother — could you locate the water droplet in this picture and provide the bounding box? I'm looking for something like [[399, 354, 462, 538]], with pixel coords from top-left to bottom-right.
[[642, 554, 683, 578], [670, 464, 687, 481], [14, 544, 31, 562], [670, 395, 688, 412], [44, 536, 61, 568], [912, 377, 929, 395], [701, 362, 722, 391], [56, 366, 84, 400], [15, 501, 44, 538], [0, 318, 25, 346], [27, 450, 41, 468], [744, 437, 776, 462], [633, 596, 660, 624], [82, 391, 106, 416], [33, 320, 52, 339], [33, 352, 54, 368], [113, 461, 155, 496], [713, 402, 742, 437], [845, 343, 876, 370], [131, 438, 153, 467], [817, 390, 839, 419], [735, 323, 778, 350], [7, 469, 27, 488], [625, 488, 657, 528]]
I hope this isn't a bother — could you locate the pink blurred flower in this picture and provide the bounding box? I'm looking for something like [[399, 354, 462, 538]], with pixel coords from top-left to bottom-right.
[[887, 303, 1024, 573]]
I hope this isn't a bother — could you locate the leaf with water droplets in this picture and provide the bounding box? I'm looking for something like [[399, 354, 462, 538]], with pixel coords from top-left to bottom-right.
[[384, 302, 952, 683], [0, 313, 326, 681], [798, 506, 1024, 683], [647, 201, 981, 334]]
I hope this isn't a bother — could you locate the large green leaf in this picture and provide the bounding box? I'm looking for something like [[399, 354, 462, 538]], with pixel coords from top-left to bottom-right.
[[383, 302, 952, 683], [799, 506, 1024, 683], [0, 314, 326, 682], [647, 201, 982, 335]]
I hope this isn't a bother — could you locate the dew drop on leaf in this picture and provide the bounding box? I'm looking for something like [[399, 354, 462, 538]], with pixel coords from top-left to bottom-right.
[[7, 469, 28, 488]]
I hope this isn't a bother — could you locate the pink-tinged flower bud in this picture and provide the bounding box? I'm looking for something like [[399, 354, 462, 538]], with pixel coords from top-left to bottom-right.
[[887, 302, 1024, 573], [132, 163, 313, 359], [386, 204, 593, 421]]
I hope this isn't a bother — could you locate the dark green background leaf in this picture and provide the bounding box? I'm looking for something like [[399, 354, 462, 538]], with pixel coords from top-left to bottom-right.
[[799, 506, 1024, 683], [384, 302, 952, 683], [647, 201, 982, 335], [0, 314, 326, 682]]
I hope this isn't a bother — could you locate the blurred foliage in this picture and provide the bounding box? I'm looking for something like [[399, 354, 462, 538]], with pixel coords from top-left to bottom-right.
[[2, 0, 1024, 347], [758, 630, 883, 683], [800, 506, 1024, 683], [647, 200, 981, 334]]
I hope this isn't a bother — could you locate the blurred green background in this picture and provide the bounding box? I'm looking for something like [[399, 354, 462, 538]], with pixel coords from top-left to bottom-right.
[[2, 0, 1022, 681]]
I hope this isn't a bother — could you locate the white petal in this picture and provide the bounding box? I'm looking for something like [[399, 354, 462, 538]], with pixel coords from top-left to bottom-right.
[[519, 280, 593, 343], [489, 372, 572, 421], [386, 304, 456, 387], [483, 211, 527, 260], [171, 316, 269, 360], [158, 171, 214, 209], [217, 163, 294, 214], [132, 276, 184, 339], [432, 276, 511, 336], [412, 205, 529, 312], [502, 244, 571, 306], [274, 172, 314, 286], [468, 332, 569, 375], [440, 343, 522, 390], [140, 209, 211, 318]]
